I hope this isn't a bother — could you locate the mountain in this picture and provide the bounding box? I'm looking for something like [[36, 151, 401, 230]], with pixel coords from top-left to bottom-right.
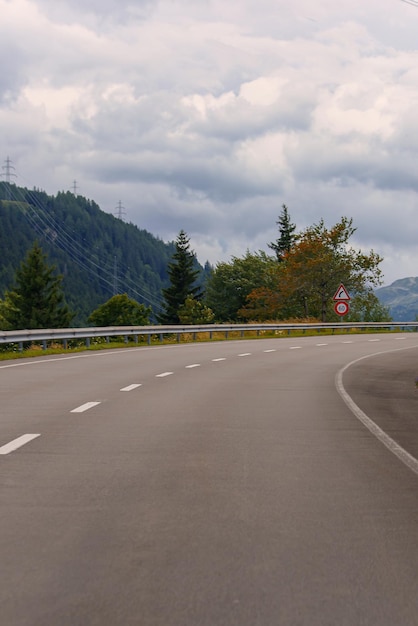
[[375, 277, 418, 322], [0, 182, 206, 325]]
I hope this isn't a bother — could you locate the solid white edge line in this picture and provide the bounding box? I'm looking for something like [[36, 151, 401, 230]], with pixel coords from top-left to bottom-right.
[[0, 343, 207, 370], [0, 434, 41, 455], [71, 401, 101, 413], [120, 384, 142, 392], [335, 345, 418, 476]]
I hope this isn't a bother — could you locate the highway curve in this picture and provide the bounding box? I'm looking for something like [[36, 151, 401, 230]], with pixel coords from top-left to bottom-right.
[[1, 332, 418, 625]]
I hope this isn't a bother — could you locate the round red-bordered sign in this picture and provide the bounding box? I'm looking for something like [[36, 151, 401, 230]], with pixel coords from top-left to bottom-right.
[[334, 301, 349, 316]]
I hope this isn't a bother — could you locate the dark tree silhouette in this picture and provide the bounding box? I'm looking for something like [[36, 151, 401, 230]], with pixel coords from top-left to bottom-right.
[[4, 241, 74, 329], [268, 204, 297, 262], [158, 230, 201, 324]]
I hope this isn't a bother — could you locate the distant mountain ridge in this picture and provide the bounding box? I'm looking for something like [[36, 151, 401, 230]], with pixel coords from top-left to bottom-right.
[[375, 277, 418, 321]]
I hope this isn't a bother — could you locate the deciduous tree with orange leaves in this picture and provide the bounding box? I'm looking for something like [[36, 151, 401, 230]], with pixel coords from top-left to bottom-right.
[[242, 217, 385, 322]]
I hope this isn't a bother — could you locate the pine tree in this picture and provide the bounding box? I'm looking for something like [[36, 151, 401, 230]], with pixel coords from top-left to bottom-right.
[[268, 204, 297, 262], [4, 241, 74, 329], [158, 230, 201, 324]]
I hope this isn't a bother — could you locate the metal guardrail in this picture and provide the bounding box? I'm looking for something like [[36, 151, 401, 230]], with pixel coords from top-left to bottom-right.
[[1, 322, 418, 350]]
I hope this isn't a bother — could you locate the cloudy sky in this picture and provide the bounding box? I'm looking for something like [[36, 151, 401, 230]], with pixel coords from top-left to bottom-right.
[[1, 0, 418, 285]]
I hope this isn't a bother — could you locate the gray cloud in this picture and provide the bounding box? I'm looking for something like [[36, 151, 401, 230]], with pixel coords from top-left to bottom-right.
[[34, 0, 156, 24], [2, 0, 418, 286]]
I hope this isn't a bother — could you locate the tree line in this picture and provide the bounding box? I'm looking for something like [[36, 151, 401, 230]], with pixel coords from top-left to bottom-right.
[[0, 207, 391, 331]]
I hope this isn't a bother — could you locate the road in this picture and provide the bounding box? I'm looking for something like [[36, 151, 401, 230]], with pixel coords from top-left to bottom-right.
[[1, 333, 418, 625]]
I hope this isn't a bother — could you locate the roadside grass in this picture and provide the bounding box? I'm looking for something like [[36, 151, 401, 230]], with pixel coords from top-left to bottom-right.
[[0, 324, 401, 361]]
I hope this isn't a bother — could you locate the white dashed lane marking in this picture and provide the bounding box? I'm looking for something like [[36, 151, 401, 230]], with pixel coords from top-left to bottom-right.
[[0, 434, 41, 455], [1, 336, 412, 459], [120, 384, 142, 392], [71, 402, 101, 413]]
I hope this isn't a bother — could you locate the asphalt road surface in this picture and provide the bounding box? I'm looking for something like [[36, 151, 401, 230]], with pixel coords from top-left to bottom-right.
[[1, 333, 418, 625]]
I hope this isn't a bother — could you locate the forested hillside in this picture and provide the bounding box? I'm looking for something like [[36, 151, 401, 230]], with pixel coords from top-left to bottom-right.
[[0, 183, 202, 325]]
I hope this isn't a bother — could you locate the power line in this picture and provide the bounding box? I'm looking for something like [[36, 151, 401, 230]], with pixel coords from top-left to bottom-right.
[[113, 256, 118, 296], [6, 182, 164, 311], [2, 163, 164, 310]]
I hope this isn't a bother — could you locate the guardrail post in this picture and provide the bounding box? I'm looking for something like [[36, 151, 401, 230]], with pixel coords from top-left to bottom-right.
[[147, 335, 151, 345], [225, 331, 229, 339], [159, 333, 163, 343], [63, 339, 67, 349], [209, 331, 213, 340], [106, 336, 110, 344], [19, 342, 23, 352], [86, 337, 90, 348], [42, 340, 47, 350], [240, 330, 244, 337]]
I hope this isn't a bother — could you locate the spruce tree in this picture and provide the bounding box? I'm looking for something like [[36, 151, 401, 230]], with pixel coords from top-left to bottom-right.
[[158, 230, 201, 324], [268, 204, 297, 262], [4, 241, 74, 329]]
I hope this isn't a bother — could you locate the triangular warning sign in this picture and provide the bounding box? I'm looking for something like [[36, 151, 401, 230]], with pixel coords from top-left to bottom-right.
[[333, 283, 350, 301]]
